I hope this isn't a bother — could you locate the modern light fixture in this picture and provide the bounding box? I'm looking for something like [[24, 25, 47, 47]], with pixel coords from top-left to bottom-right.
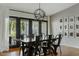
[[34, 3, 46, 20]]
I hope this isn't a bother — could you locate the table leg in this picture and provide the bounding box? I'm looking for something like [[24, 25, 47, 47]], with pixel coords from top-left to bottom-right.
[[22, 42, 25, 56]]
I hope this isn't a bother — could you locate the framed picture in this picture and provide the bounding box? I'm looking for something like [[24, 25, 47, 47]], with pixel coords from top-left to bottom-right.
[[64, 24, 68, 30], [60, 25, 63, 30], [64, 31, 68, 37], [69, 24, 74, 30], [69, 16, 74, 23], [60, 18, 63, 23], [59, 23, 63, 31], [76, 24, 79, 29], [75, 16, 79, 22], [69, 31, 74, 38], [59, 18, 64, 24], [70, 25, 73, 29], [75, 31, 79, 38], [76, 33, 79, 37], [64, 17, 68, 23]]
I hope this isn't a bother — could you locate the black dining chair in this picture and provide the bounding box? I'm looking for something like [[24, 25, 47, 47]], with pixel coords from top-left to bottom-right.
[[18, 34, 24, 56], [41, 34, 54, 56], [34, 35, 42, 56], [52, 34, 62, 56], [24, 34, 35, 56], [19, 34, 30, 56]]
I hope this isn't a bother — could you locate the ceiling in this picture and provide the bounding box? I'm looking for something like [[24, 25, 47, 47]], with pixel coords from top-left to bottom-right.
[[0, 3, 77, 16]]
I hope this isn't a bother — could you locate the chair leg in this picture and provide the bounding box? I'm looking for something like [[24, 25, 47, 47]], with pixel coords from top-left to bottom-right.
[[59, 46, 62, 56], [53, 46, 58, 56], [19, 47, 21, 56]]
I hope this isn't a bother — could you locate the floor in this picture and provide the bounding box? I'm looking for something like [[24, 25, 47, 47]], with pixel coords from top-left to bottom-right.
[[0, 45, 79, 56]]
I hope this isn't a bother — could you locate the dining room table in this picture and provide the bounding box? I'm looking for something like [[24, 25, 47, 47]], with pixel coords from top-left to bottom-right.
[[14, 36, 58, 56]]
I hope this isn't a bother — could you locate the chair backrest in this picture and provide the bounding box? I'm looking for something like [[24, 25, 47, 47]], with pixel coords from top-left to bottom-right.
[[20, 34, 24, 40], [36, 36, 40, 41], [48, 34, 54, 39], [48, 35, 52, 39], [55, 34, 62, 46], [30, 34, 34, 38], [35, 35, 41, 47], [58, 34, 62, 45], [9, 36, 12, 44]]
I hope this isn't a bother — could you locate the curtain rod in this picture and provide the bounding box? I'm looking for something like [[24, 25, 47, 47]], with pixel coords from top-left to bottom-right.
[[10, 9, 34, 15]]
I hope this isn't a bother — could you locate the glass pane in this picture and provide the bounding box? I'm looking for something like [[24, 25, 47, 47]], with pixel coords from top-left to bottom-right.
[[9, 18, 16, 46], [9, 18, 16, 39], [32, 21, 39, 36], [42, 22, 47, 35], [20, 20, 29, 35], [20, 19, 29, 41], [42, 22, 47, 39]]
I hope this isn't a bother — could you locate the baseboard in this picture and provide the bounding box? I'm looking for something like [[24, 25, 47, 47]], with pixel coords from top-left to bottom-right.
[[0, 49, 9, 53], [61, 44, 79, 49]]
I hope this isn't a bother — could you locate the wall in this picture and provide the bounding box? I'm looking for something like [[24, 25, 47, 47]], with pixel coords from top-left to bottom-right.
[[51, 3, 79, 48], [0, 6, 9, 52]]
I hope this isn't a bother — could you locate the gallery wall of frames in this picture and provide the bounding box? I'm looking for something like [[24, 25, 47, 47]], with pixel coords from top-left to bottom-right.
[[59, 16, 79, 38]]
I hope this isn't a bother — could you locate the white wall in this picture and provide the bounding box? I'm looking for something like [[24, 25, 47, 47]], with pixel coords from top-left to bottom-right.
[[0, 6, 9, 52], [51, 4, 79, 48]]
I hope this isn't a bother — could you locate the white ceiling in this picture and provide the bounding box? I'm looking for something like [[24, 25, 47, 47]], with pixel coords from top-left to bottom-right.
[[0, 3, 77, 16]]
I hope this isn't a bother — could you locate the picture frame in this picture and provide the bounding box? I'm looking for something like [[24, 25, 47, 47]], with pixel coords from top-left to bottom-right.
[[69, 24, 74, 30], [64, 31, 68, 37], [64, 17, 68, 23], [75, 31, 79, 38], [76, 33, 79, 37], [69, 31, 74, 38], [69, 16, 74, 23], [59, 23, 63, 29], [76, 24, 79, 29], [75, 16, 79, 22], [60, 18, 63, 23], [64, 24, 68, 31]]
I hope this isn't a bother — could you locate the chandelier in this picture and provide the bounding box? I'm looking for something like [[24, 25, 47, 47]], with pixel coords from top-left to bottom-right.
[[34, 3, 46, 20]]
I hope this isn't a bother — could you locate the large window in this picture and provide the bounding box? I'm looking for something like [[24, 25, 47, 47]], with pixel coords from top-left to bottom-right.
[[32, 21, 39, 35], [42, 22, 47, 35], [20, 19, 29, 35], [9, 18, 16, 38], [20, 19, 29, 41], [9, 16, 48, 47], [9, 18, 16, 46]]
